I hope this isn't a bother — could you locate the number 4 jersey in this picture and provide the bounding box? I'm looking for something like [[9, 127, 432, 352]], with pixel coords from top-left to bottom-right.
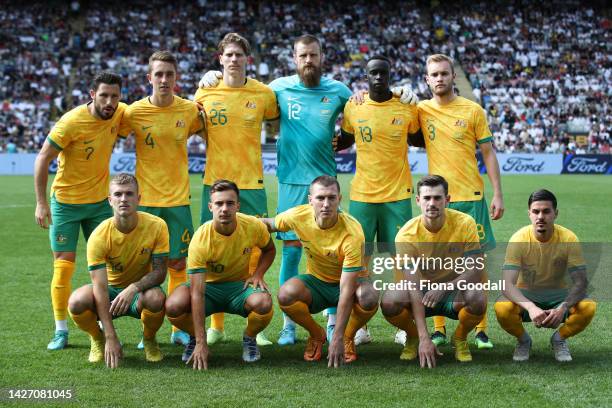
[[120, 96, 204, 207]]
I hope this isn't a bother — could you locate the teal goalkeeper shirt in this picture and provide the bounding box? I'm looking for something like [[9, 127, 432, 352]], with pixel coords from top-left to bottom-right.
[[269, 75, 352, 185]]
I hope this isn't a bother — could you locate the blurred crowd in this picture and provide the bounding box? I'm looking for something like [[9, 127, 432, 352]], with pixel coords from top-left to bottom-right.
[[1, 0, 609, 154]]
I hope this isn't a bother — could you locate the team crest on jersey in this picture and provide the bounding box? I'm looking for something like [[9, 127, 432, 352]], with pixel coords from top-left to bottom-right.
[[55, 234, 67, 244], [242, 247, 252, 255], [111, 126, 117, 134], [455, 119, 467, 128], [175, 120, 185, 128], [245, 101, 257, 109], [320, 96, 331, 104], [391, 117, 404, 126], [140, 247, 152, 255]]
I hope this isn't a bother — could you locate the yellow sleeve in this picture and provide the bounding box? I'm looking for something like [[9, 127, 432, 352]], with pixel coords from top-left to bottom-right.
[[87, 228, 108, 272], [474, 105, 493, 144], [188, 103, 205, 135], [503, 232, 523, 270], [273, 209, 296, 232], [406, 105, 420, 134], [340, 102, 354, 134], [187, 228, 208, 274], [463, 218, 482, 256], [118, 108, 132, 137], [264, 88, 280, 120], [47, 115, 72, 150], [341, 234, 364, 273], [153, 221, 170, 258], [255, 220, 272, 248]]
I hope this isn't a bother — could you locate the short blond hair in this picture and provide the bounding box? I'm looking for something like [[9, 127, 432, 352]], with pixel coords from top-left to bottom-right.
[[110, 173, 138, 192], [426, 54, 454, 74], [148, 50, 178, 73]]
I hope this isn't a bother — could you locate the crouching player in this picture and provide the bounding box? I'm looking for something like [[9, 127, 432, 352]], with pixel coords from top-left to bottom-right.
[[495, 189, 596, 362], [381, 175, 487, 367], [68, 173, 168, 368], [165, 180, 275, 369], [261, 176, 378, 367]]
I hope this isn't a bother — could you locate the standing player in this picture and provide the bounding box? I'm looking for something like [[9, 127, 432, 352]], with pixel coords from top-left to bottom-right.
[[261, 176, 378, 366], [381, 175, 487, 366], [417, 54, 504, 349], [194, 33, 279, 347], [68, 174, 168, 368], [165, 180, 276, 369], [120, 51, 205, 347], [495, 190, 596, 362], [340, 55, 422, 345], [34, 71, 127, 350]]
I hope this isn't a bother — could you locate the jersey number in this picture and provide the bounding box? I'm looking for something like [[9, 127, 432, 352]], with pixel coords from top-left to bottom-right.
[[426, 119, 436, 141], [85, 147, 94, 160], [358, 126, 372, 142], [210, 108, 227, 126], [476, 223, 485, 241], [287, 103, 301, 120], [145, 133, 155, 148]]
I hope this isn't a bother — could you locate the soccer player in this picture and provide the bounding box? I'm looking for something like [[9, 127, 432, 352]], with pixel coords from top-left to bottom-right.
[[417, 54, 504, 349], [339, 55, 422, 345], [381, 175, 487, 366], [34, 71, 127, 350], [194, 33, 279, 347], [68, 174, 168, 368], [165, 180, 276, 369], [495, 190, 596, 362], [261, 176, 379, 367], [120, 51, 205, 347]]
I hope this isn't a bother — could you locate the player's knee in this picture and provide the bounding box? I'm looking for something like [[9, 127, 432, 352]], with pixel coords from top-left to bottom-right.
[[575, 299, 597, 319], [356, 285, 379, 311], [168, 258, 186, 271], [68, 287, 92, 314], [465, 290, 487, 315], [380, 294, 401, 317], [277, 284, 298, 306], [142, 288, 165, 312], [165, 291, 189, 317], [250, 293, 273, 314]]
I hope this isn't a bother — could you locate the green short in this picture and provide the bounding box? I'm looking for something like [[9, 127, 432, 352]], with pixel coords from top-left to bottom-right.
[[49, 194, 112, 252], [296, 274, 368, 314], [518, 289, 570, 322], [139, 205, 193, 260], [449, 198, 496, 251], [91, 285, 164, 319], [184, 280, 268, 317], [349, 199, 412, 254], [200, 185, 268, 224], [422, 290, 460, 320]]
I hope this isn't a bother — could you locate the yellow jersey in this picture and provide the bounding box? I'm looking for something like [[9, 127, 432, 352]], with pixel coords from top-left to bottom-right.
[[342, 95, 419, 203], [87, 212, 170, 288], [120, 96, 204, 207], [418, 96, 493, 202], [187, 213, 271, 283], [395, 209, 481, 283], [194, 78, 279, 189], [274, 204, 365, 283], [48, 102, 127, 204], [504, 224, 586, 289]]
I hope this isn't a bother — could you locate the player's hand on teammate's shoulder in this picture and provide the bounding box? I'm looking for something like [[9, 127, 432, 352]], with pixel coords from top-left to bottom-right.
[[105, 337, 123, 369], [391, 85, 419, 105], [188, 342, 209, 370], [35, 202, 52, 229], [199, 71, 223, 89], [349, 89, 368, 105], [419, 337, 442, 369]]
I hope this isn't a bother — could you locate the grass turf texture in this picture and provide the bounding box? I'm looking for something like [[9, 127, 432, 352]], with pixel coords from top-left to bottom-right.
[[0, 174, 610, 407]]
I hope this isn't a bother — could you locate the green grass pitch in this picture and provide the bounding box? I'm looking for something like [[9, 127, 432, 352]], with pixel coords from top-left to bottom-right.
[[0, 174, 610, 407]]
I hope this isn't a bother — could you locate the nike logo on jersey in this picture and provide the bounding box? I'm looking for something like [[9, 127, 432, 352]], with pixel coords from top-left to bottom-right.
[[357, 119, 368, 123], [142, 125, 153, 130], [287, 96, 300, 102], [83, 139, 95, 144]]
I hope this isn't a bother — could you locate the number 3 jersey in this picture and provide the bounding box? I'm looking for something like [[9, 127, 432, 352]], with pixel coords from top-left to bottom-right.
[[194, 78, 279, 190], [47, 102, 127, 204], [342, 95, 419, 203], [270, 75, 352, 185], [120, 96, 204, 207]]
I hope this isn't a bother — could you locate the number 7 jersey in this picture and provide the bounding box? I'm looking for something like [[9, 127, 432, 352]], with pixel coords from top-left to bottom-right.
[[120, 96, 204, 207]]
